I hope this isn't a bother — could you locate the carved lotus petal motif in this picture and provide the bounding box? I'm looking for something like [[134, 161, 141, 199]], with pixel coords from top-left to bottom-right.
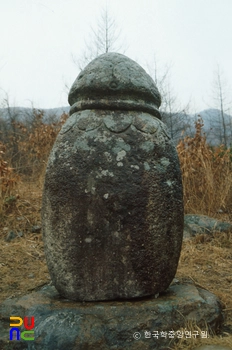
[[76, 111, 102, 131], [60, 113, 77, 135], [160, 123, 171, 139], [134, 113, 160, 134], [104, 112, 132, 132]]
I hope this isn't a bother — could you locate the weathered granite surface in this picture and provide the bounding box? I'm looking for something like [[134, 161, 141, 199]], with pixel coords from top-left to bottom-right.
[[0, 282, 223, 350], [42, 53, 184, 301]]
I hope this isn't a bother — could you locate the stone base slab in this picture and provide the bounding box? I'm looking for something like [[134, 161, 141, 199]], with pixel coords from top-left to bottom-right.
[[0, 282, 223, 350]]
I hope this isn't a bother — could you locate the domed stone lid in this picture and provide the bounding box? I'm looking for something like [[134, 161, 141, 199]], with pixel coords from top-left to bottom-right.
[[68, 52, 161, 118]]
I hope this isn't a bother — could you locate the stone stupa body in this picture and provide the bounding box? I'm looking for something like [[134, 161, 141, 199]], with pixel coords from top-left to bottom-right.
[[42, 53, 184, 301]]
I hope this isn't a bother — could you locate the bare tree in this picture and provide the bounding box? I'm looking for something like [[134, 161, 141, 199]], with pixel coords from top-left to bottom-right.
[[147, 55, 191, 144], [0, 92, 21, 165], [211, 64, 232, 147], [73, 6, 125, 70]]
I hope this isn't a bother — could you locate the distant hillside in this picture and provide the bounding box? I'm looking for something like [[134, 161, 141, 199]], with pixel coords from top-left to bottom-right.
[[0, 106, 70, 123], [190, 109, 232, 146], [0, 106, 231, 146]]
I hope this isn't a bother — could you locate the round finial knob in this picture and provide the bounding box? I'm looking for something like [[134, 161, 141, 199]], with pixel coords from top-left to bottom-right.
[[68, 52, 161, 118]]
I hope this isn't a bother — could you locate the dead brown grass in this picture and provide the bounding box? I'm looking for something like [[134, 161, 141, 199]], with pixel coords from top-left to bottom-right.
[[177, 117, 232, 215], [172, 232, 232, 349], [0, 141, 20, 216], [0, 116, 232, 349], [12, 110, 68, 177], [0, 180, 49, 301]]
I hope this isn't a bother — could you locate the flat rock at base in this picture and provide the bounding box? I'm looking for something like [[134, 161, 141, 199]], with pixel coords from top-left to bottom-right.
[[0, 283, 223, 350], [184, 214, 232, 239]]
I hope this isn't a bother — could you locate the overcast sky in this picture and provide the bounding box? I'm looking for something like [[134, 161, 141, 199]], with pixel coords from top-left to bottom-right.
[[1, 0, 232, 113]]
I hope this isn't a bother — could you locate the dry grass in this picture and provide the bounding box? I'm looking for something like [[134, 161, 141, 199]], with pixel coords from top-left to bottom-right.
[[0, 141, 20, 216], [177, 117, 232, 215], [0, 116, 232, 349], [172, 231, 232, 349], [171, 321, 232, 350], [0, 180, 49, 301], [10, 110, 68, 177]]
